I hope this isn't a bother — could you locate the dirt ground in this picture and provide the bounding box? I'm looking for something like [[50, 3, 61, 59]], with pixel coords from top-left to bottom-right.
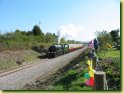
[[0, 50, 42, 72], [0, 47, 88, 90]]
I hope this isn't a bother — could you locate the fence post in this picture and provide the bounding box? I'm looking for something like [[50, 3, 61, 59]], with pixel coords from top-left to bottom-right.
[[92, 56, 97, 69], [94, 71, 106, 90]]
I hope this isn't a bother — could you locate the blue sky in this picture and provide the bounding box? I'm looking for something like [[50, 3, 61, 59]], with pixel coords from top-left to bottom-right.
[[0, 0, 120, 41]]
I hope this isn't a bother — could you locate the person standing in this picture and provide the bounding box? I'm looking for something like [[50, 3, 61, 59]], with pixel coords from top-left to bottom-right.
[[93, 38, 98, 53], [88, 48, 96, 60], [88, 40, 94, 49]]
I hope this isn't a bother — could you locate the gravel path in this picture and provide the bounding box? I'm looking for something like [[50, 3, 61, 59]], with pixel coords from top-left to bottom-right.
[[0, 47, 87, 90]]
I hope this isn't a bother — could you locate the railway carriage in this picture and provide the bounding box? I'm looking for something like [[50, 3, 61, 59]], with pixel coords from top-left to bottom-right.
[[68, 44, 83, 52], [48, 44, 84, 58]]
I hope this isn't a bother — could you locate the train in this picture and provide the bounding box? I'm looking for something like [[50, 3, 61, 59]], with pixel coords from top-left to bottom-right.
[[48, 44, 84, 58]]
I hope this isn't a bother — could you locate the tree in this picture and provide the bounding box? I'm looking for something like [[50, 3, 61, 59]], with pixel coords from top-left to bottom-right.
[[45, 32, 56, 43], [95, 30, 112, 51], [4, 32, 14, 39], [21, 31, 27, 35], [45, 32, 53, 43], [67, 40, 75, 44], [14, 29, 22, 38], [32, 25, 43, 36], [53, 33, 57, 43], [60, 38, 66, 44], [53, 33, 56, 36], [110, 29, 120, 44], [27, 31, 33, 36], [15, 29, 21, 33], [13, 29, 28, 43]]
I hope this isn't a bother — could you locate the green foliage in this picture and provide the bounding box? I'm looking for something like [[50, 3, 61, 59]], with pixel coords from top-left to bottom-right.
[[97, 49, 120, 90], [102, 58, 120, 90], [27, 31, 33, 35], [50, 53, 93, 90], [95, 30, 112, 51], [0, 26, 58, 51], [110, 29, 120, 43], [66, 40, 82, 44], [32, 25, 43, 36], [95, 29, 120, 52], [67, 40, 75, 44], [67, 70, 77, 75], [95, 29, 120, 90], [60, 38, 66, 44], [0, 24, 84, 51], [97, 49, 120, 58], [45, 32, 57, 43]]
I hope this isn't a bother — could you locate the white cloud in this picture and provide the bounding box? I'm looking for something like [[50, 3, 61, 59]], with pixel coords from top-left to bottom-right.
[[57, 24, 97, 42], [57, 24, 85, 43]]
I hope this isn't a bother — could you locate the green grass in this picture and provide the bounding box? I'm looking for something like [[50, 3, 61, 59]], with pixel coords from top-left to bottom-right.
[[97, 48, 120, 90], [97, 49, 120, 58], [50, 61, 92, 91], [50, 48, 120, 90], [51, 69, 92, 90], [49, 49, 93, 90]]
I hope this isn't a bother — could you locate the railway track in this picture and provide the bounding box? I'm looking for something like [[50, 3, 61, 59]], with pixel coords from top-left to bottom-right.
[[0, 46, 87, 90], [0, 59, 49, 77]]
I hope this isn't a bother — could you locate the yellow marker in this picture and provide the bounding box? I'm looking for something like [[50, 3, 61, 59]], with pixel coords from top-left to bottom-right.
[[89, 69, 96, 77], [106, 44, 112, 48], [87, 60, 92, 66], [88, 66, 92, 71]]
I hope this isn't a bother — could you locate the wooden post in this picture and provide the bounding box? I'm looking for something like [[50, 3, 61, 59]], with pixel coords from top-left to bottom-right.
[[92, 56, 97, 69], [94, 71, 106, 90]]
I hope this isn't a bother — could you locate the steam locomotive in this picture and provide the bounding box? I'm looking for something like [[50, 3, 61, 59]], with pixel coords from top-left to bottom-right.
[[48, 44, 84, 58]]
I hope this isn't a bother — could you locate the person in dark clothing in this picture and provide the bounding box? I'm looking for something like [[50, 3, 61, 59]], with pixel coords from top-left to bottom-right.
[[88, 48, 96, 60], [93, 38, 98, 53]]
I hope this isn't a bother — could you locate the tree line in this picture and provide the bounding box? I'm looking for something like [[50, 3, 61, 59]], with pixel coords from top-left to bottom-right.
[[95, 29, 120, 51], [0, 25, 81, 51]]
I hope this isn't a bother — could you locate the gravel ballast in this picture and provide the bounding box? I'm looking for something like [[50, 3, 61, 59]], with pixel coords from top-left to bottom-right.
[[0, 47, 87, 90]]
